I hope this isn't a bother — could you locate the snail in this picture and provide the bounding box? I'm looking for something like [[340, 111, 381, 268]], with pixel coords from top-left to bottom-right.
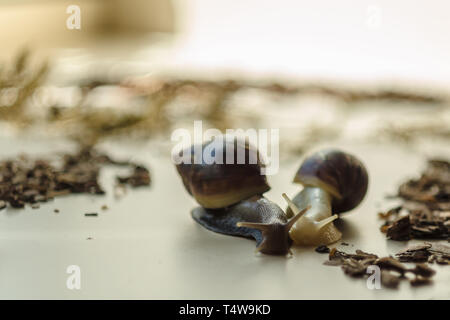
[[285, 149, 368, 246], [175, 136, 308, 255]]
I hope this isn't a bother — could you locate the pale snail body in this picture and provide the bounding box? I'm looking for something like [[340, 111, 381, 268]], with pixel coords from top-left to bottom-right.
[[176, 136, 306, 255], [286, 149, 369, 246], [286, 187, 341, 245]]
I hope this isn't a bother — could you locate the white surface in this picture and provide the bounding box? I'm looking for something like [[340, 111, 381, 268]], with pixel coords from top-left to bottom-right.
[[1, 0, 450, 299], [0, 136, 448, 299]]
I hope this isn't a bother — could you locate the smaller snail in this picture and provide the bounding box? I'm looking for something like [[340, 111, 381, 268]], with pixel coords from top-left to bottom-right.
[[285, 149, 368, 246], [176, 136, 308, 255]]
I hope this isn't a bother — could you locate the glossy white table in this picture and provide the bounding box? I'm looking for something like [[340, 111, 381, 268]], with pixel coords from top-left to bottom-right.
[[0, 135, 448, 299]]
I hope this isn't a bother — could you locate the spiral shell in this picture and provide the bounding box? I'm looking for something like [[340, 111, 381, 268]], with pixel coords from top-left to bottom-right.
[[176, 137, 270, 209], [294, 149, 368, 213]]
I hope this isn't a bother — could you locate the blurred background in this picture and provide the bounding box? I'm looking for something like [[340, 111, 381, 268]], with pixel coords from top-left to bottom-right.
[[2, 0, 450, 84], [0, 0, 448, 163], [0, 1, 448, 150]]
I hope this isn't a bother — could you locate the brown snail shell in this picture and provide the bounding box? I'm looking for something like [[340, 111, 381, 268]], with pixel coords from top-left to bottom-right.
[[293, 149, 369, 214], [176, 137, 270, 209]]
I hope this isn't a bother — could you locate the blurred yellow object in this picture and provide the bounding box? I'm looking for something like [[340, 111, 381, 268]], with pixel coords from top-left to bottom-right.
[[0, 0, 174, 56]]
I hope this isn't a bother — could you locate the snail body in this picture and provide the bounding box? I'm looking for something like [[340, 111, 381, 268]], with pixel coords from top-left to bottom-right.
[[286, 149, 369, 246], [192, 195, 307, 255], [176, 136, 306, 255]]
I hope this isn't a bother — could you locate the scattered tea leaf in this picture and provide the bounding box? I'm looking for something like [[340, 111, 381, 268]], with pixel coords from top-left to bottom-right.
[[85, 213, 98, 217], [380, 159, 450, 241], [321, 247, 436, 289], [0, 146, 151, 210]]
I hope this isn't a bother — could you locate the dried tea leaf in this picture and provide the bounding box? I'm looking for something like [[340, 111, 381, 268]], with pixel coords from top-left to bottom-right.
[[354, 250, 379, 260], [397, 243, 432, 254], [386, 216, 411, 240], [323, 260, 343, 266], [410, 276, 433, 287], [410, 264, 436, 278], [375, 257, 407, 275], [396, 242, 450, 265], [380, 159, 450, 241], [396, 249, 430, 263], [341, 259, 367, 277], [0, 147, 151, 209], [322, 247, 438, 289], [85, 213, 98, 217], [436, 256, 450, 265], [116, 165, 151, 187], [315, 245, 330, 254], [429, 243, 450, 256]]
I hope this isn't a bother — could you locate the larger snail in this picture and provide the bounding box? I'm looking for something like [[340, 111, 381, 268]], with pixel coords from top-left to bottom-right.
[[175, 136, 308, 255], [285, 149, 369, 246]]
